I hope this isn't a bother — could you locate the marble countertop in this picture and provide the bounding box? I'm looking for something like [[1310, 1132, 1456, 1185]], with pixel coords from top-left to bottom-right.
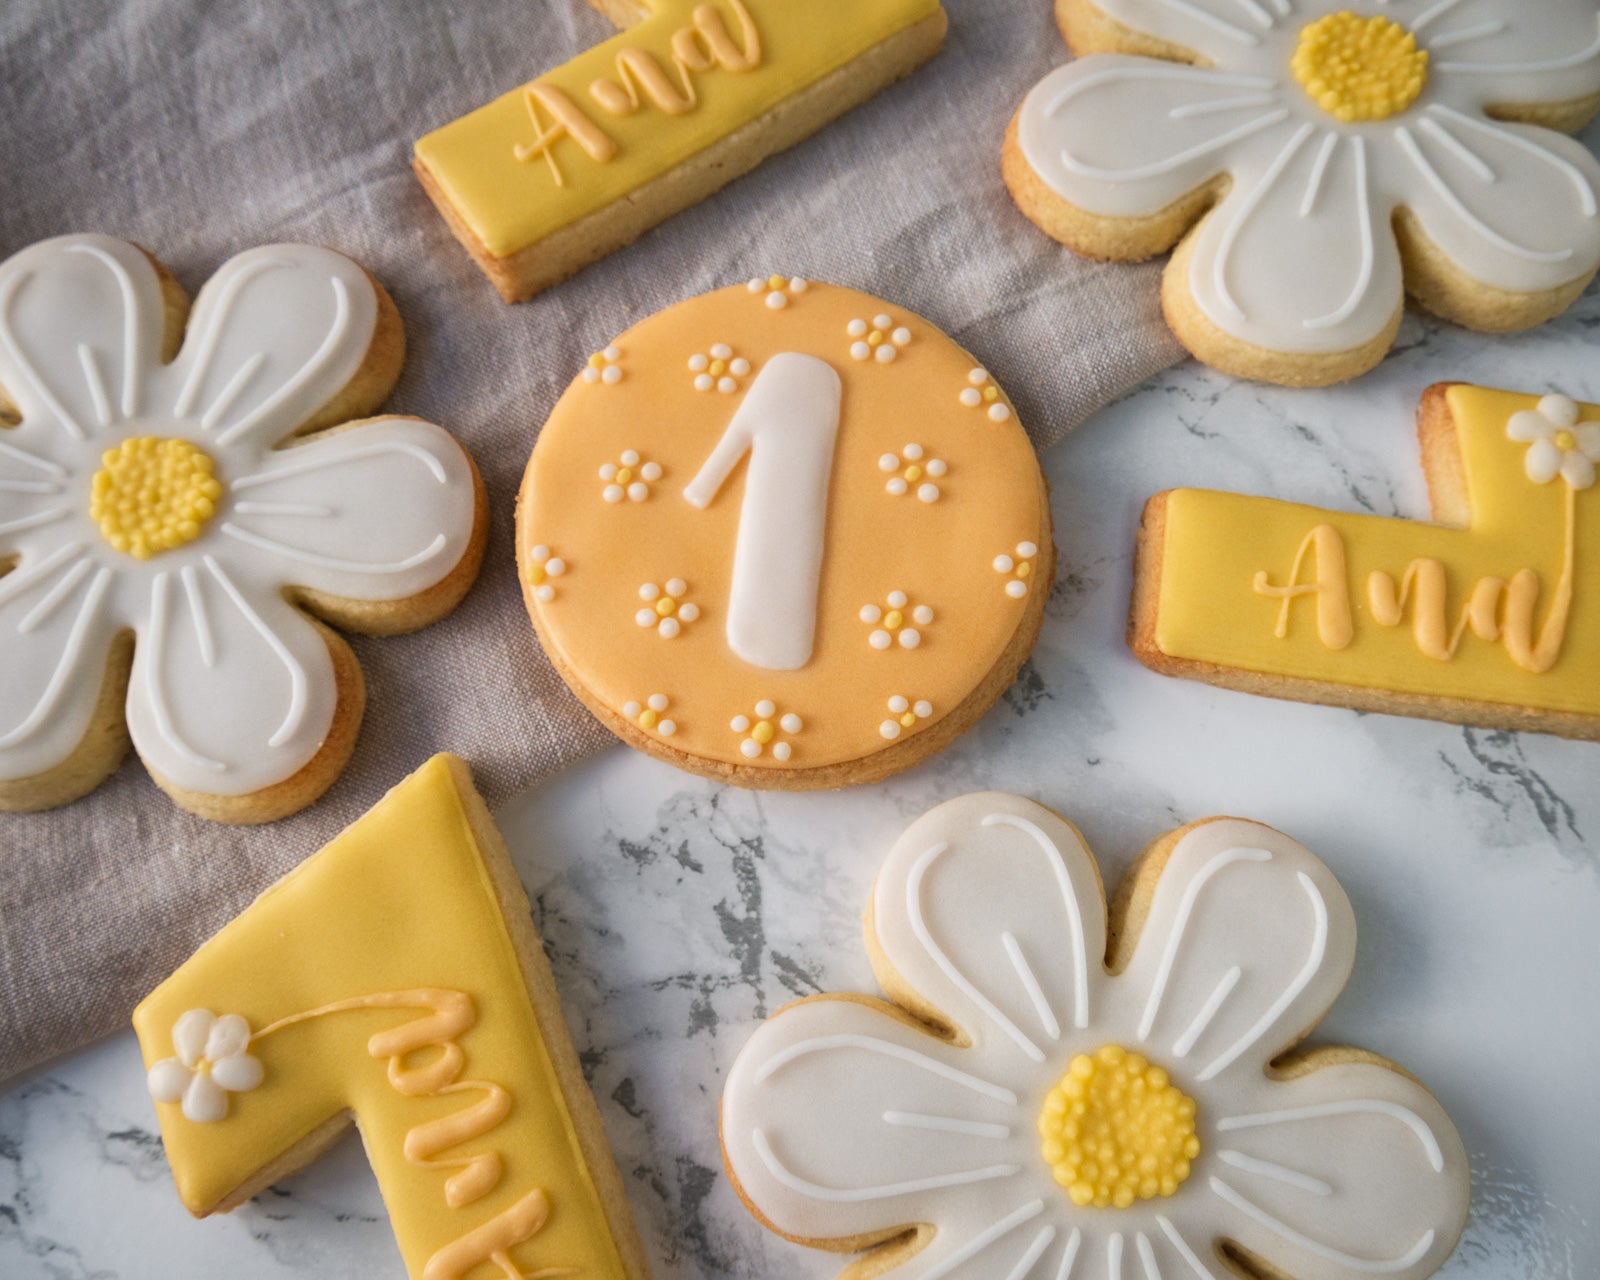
[[4, 296, 1599, 1276]]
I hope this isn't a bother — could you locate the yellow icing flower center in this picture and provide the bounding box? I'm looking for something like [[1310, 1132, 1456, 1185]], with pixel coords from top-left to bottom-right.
[[1292, 12, 1427, 123], [90, 436, 223, 560], [1554, 429, 1577, 453], [751, 720, 775, 744], [1038, 1044, 1200, 1209]]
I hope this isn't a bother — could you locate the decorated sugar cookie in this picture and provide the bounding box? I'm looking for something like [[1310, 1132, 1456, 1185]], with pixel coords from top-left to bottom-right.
[[1132, 383, 1600, 739], [516, 281, 1054, 788], [0, 235, 487, 823], [135, 755, 649, 1280], [722, 793, 1470, 1280], [1004, 0, 1600, 387], [414, 0, 947, 301]]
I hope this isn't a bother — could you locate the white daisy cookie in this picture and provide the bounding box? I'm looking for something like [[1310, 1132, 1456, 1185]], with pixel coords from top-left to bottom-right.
[[517, 282, 1049, 789], [1005, 0, 1600, 387], [722, 792, 1471, 1280], [0, 234, 487, 823]]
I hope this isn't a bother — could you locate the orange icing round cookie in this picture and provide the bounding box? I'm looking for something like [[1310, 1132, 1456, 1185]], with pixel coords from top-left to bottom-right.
[[516, 281, 1053, 785]]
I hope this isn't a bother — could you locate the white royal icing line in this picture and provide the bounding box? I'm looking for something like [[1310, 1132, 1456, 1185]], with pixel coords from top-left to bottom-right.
[[752, 1032, 1018, 1106], [1210, 1177, 1437, 1273], [751, 1129, 1019, 1203], [1217, 1098, 1445, 1172], [66, 242, 141, 418], [881, 1111, 1011, 1140], [920, 1200, 1046, 1280], [1215, 1149, 1334, 1196]]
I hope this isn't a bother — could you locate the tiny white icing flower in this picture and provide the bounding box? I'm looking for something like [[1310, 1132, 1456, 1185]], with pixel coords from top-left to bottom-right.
[[730, 698, 802, 761], [722, 796, 1469, 1280], [635, 578, 699, 638], [1508, 393, 1600, 490], [147, 1009, 264, 1124], [847, 314, 913, 364], [861, 590, 934, 650], [621, 693, 676, 737], [581, 345, 623, 385], [1014, 3, 1600, 363], [960, 368, 1012, 423], [599, 449, 663, 502], [688, 343, 753, 393], [994, 541, 1040, 598], [879, 695, 933, 740], [878, 444, 948, 503], [748, 275, 808, 310], [527, 544, 567, 602]]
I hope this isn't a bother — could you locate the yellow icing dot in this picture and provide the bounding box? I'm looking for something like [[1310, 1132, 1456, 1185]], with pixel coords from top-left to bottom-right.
[[752, 720, 775, 744], [900, 711, 917, 727], [983, 385, 999, 402], [587, 352, 606, 369], [638, 708, 658, 729], [1291, 12, 1427, 123], [709, 359, 727, 377], [904, 465, 923, 483], [1017, 562, 1032, 579], [616, 466, 634, 484], [767, 274, 785, 291], [89, 436, 223, 561], [1555, 430, 1577, 452], [1037, 1045, 1200, 1210], [528, 565, 546, 585], [868, 331, 884, 346], [884, 609, 904, 630], [656, 597, 677, 617]]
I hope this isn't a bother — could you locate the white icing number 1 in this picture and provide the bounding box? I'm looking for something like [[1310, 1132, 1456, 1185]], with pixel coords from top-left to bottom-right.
[[684, 353, 842, 671]]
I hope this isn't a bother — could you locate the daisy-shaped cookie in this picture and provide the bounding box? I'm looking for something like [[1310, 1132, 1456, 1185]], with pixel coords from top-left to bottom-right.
[[1005, 0, 1600, 387], [723, 793, 1469, 1280], [0, 235, 487, 823]]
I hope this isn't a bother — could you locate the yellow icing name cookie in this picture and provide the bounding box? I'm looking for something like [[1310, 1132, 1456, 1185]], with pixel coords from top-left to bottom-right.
[[133, 755, 648, 1280], [517, 280, 1054, 787], [414, 0, 946, 301], [1131, 384, 1600, 739]]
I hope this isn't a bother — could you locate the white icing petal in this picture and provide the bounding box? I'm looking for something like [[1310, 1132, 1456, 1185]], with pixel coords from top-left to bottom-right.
[[1388, 114, 1600, 296], [146, 1058, 191, 1105], [720, 995, 1028, 1247], [1088, 0, 1286, 63], [1524, 436, 1562, 483], [1425, 1, 1600, 103], [1210, 1061, 1469, 1280], [219, 416, 478, 602], [123, 564, 340, 797], [159, 244, 380, 449], [181, 1072, 229, 1124], [1118, 819, 1356, 1084], [1576, 422, 1600, 459], [0, 546, 118, 786], [171, 1009, 216, 1070], [1561, 450, 1596, 490], [203, 1012, 252, 1062], [209, 1052, 265, 1093], [1017, 57, 1294, 220], [1505, 408, 1551, 442], [1186, 129, 1405, 354], [0, 234, 167, 442], [868, 794, 1108, 1077]]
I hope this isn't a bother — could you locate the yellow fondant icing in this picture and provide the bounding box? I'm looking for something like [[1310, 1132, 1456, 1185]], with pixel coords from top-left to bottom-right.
[[133, 756, 629, 1280], [414, 0, 943, 258], [1151, 386, 1600, 715]]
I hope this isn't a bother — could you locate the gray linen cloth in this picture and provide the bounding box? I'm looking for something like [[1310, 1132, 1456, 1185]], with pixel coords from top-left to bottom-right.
[[0, 0, 1181, 1084]]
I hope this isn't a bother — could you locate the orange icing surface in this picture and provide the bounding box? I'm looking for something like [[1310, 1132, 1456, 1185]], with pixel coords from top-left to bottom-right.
[[517, 282, 1050, 771]]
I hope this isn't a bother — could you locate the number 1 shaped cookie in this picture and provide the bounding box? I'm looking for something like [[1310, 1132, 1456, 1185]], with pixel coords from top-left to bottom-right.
[[414, 0, 948, 301], [134, 755, 648, 1280], [1131, 383, 1600, 739]]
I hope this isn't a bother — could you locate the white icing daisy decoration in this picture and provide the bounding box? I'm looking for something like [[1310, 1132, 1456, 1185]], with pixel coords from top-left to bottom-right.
[[0, 235, 480, 816], [635, 578, 700, 638], [995, 542, 1040, 598], [960, 368, 1012, 423], [1015, 2, 1600, 364], [1508, 393, 1600, 490], [688, 343, 753, 393], [861, 590, 934, 650], [723, 794, 1470, 1280], [599, 449, 662, 502], [748, 275, 809, 310], [848, 314, 913, 364], [731, 699, 802, 761], [527, 545, 567, 602], [878, 695, 933, 740], [581, 344, 623, 385], [622, 693, 677, 738], [879, 444, 947, 502], [147, 1009, 264, 1123]]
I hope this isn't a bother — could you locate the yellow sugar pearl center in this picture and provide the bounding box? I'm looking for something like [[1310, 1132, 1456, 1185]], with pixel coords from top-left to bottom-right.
[[883, 609, 904, 630], [767, 274, 785, 291], [638, 708, 659, 729], [90, 436, 222, 561], [1038, 1044, 1200, 1209], [1554, 429, 1577, 452], [904, 464, 923, 482], [1292, 12, 1427, 123], [709, 359, 727, 376], [751, 720, 775, 744], [656, 596, 677, 617]]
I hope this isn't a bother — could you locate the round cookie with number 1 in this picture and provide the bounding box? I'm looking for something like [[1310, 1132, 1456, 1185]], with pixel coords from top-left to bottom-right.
[[516, 280, 1053, 788]]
